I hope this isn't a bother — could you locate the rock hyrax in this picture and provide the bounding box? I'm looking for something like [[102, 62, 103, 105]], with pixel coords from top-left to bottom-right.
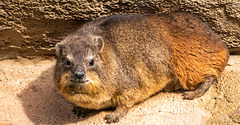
[[54, 12, 229, 123]]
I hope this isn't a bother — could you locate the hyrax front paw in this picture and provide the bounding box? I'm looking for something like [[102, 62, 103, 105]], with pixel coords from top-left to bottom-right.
[[104, 113, 122, 123], [104, 106, 129, 123]]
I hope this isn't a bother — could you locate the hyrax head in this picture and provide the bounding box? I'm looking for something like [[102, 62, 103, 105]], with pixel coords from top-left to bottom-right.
[[55, 34, 104, 92]]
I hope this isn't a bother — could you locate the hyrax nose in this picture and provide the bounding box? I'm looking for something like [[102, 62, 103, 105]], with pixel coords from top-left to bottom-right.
[[74, 71, 85, 79]]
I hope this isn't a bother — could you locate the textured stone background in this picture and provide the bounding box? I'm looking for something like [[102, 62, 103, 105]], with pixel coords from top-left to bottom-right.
[[0, 0, 239, 59]]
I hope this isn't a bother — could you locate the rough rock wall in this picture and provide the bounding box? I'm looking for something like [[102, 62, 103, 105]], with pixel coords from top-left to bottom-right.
[[0, 0, 239, 59]]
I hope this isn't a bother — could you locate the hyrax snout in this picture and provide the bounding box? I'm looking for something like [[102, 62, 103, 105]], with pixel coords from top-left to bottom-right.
[[54, 12, 229, 123]]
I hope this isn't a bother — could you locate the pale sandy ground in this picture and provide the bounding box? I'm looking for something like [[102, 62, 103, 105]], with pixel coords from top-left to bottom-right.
[[0, 56, 239, 125]]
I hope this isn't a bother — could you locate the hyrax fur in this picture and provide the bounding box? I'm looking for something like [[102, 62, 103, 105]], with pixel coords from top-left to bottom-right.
[[54, 12, 229, 123]]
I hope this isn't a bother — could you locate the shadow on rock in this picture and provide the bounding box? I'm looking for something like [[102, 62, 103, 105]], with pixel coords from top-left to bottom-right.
[[18, 65, 100, 124]]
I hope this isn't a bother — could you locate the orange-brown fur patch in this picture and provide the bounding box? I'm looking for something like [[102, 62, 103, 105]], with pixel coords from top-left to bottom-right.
[[170, 33, 229, 90]]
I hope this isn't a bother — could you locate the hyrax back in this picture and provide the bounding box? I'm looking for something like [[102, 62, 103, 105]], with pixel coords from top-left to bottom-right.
[[54, 12, 229, 123]]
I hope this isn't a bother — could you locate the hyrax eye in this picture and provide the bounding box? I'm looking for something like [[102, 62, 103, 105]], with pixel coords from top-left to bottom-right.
[[89, 59, 94, 66], [64, 58, 72, 66]]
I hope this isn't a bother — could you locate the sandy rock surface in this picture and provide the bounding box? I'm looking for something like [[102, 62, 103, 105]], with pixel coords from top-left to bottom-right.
[[0, 56, 239, 125]]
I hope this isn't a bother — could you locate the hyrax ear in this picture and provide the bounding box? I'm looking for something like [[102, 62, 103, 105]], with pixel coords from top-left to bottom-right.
[[55, 42, 68, 57], [93, 36, 104, 53]]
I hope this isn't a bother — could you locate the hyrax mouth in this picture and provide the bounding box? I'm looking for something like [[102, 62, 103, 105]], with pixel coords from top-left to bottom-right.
[[70, 77, 89, 84], [68, 76, 90, 89]]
